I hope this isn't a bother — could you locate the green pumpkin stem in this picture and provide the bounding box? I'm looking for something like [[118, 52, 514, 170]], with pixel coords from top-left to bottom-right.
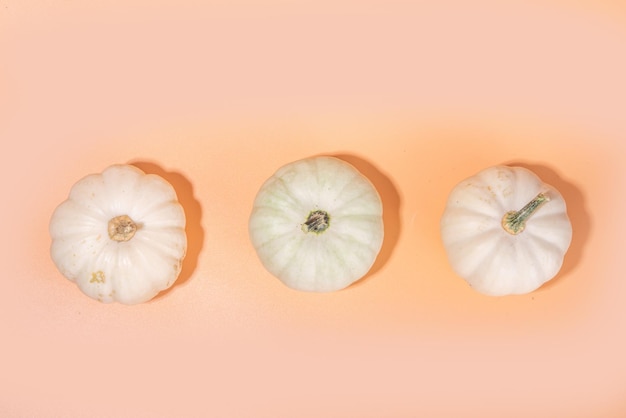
[[501, 193, 550, 235]]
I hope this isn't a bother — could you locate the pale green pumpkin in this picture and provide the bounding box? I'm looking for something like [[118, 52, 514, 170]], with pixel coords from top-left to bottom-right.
[[249, 156, 384, 292]]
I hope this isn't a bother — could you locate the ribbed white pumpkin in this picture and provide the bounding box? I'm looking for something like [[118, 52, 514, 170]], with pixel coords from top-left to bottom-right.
[[440, 166, 572, 296], [249, 156, 384, 292], [50, 164, 187, 304]]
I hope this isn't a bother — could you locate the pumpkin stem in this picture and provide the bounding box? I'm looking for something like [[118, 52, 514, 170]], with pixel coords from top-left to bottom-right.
[[302, 210, 330, 234], [108, 215, 137, 242], [501, 193, 550, 235]]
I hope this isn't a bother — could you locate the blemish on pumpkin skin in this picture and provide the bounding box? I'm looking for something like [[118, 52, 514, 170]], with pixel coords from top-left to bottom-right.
[[90, 271, 105, 283], [174, 258, 184, 273]]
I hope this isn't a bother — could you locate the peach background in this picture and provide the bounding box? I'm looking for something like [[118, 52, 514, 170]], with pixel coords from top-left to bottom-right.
[[1, 0, 626, 416]]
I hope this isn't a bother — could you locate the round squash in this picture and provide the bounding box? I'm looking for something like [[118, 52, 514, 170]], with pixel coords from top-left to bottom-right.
[[249, 156, 384, 292], [440, 165, 572, 296], [49, 164, 187, 304]]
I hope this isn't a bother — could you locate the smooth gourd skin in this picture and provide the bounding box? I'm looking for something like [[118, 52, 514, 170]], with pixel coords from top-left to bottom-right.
[[49, 165, 187, 304], [249, 156, 384, 292], [440, 166, 572, 296]]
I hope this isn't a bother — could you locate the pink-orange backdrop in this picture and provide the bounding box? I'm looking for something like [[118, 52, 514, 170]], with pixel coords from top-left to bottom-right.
[[2, 0, 626, 417]]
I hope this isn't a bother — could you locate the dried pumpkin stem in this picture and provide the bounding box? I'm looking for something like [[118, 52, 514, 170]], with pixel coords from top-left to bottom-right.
[[502, 193, 550, 235], [108, 215, 137, 242], [302, 210, 330, 234]]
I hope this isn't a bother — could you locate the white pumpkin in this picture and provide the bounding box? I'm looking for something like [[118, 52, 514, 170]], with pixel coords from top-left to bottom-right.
[[440, 165, 572, 296], [49, 164, 187, 304], [249, 156, 384, 292]]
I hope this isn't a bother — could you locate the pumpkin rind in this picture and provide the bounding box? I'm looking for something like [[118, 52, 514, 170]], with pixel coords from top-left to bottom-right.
[[440, 166, 572, 296], [49, 164, 187, 304], [249, 156, 384, 292]]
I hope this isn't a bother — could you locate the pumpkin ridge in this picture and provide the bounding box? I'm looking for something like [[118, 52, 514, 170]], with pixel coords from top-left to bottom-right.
[[137, 203, 185, 229], [473, 233, 513, 294], [66, 174, 109, 216], [525, 229, 570, 255], [446, 192, 503, 217], [323, 171, 361, 209], [50, 212, 106, 241], [332, 213, 382, 222], [119, 240, 177, 304], [332, 188, 378, 214], [131, 236, 180, 292], [67, 199, 109, 219], [449, 230, 505, 279], [331, 232, 378, 269], [313, 157, 358, 204], [130, 197, 178, 221], [133, 229, 186, 260], [51, 238, 93, 280], [441, 214, 492, 242], [268, 177, 309, 209], [321, 235, 354, 288], [110, 244, 147, 304], [56, 197, 109, 226], [128, 175, 181, 218], [444, 204, 501, 220], [99, 168, 145, 216], [251, 204, 302, 220], [442, 221, 501, 247], [272, 237, 309, 284], [516, 238, 549, 290], [252, 225, 300, 248], [330, 215, 383, 246], [78, 242, 117, 302], [330, 229, 370, 249]]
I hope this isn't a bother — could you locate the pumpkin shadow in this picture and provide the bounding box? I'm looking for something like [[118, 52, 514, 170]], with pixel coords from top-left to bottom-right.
[[129, 160, 204, 301], [503, 160, 590, 291], [331, 153, 402, 287]]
